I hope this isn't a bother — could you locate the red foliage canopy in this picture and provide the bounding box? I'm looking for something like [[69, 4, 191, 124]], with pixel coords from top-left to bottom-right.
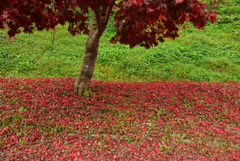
[[0, 0, 216, 48]]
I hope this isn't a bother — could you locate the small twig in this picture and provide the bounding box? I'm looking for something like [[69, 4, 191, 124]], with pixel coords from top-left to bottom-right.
[[142, 125, 153, 140], [52, 27, 55, 45]]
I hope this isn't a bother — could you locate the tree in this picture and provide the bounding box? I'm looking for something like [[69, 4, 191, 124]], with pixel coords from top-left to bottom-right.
[[3, 22, 16, 41], [0, 0, 216, 95]]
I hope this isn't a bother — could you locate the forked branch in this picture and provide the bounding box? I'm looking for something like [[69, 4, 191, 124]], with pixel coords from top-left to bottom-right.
[[94, 7, 104, 34], [103, 0, 116, 30]]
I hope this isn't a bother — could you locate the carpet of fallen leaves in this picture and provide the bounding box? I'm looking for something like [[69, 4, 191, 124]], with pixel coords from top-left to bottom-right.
[[0, 77, 239, 160]]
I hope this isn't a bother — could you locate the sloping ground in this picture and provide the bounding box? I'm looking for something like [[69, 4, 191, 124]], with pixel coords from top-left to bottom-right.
[[0, 78, 239, 160]]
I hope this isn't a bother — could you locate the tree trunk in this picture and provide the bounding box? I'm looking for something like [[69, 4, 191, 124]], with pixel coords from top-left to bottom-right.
[[74, 11, 102, 95], [3, 22, 16, 41], [52, 27, 55, 45]]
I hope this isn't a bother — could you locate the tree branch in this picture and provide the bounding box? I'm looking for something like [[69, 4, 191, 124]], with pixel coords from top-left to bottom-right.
[[103, 0, 116, 30], [94, 7, 103, 34]]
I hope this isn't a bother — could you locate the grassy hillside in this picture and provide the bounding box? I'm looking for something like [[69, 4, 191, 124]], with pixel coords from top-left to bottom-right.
[[0, 0, 239, 82]]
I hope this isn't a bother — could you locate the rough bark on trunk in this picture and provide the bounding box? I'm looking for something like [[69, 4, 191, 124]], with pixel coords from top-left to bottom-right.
[[3, 22, 16, 41], [74, 11, 102, 95], [74, 1, 115, 95]]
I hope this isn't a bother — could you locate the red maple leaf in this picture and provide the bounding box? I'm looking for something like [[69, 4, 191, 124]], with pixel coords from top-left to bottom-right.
[[6, 19, 11, 23], [176, 0, 184, 4], [2, 11, 9, 19], [23, 1, 28, 6]]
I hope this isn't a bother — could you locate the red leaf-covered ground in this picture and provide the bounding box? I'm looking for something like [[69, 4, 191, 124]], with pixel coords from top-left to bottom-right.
[[0, 77, 239, 160]]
